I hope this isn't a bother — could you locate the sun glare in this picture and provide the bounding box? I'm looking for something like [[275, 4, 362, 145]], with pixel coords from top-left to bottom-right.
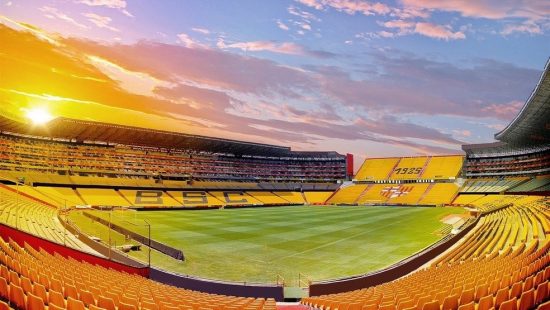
[[26, 107, 54, 125]]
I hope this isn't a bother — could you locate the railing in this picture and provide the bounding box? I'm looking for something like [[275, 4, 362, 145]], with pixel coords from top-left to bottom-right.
[[298, 273, 310, 288], [276, 274, 285, 287]]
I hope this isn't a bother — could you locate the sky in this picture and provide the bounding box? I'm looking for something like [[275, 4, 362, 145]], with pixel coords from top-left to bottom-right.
[[1, 0, 549, 168]]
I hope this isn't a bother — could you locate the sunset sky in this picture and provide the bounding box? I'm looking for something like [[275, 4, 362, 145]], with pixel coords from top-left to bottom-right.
[[1, 1, 549, 166]]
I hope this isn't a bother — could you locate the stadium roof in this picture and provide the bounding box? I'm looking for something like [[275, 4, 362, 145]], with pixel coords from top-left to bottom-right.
[[0, 116, 344, 158], [494, 58, 550, 145]]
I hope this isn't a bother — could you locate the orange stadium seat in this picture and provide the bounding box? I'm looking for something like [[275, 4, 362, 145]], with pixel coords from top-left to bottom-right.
[[303, 196, 549, 310], [0, 236, 274, 310]]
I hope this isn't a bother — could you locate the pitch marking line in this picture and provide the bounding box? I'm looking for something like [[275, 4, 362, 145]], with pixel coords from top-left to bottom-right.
[[272, 209, 420, 261]]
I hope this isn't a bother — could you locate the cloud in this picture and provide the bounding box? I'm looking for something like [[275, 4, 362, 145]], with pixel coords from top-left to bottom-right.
[[302, 2, 465, 41], [401, 0, 550, 34], [191, 27, 210, 35], [481, 101, 524, 120], [380, 19, 414, 35], [400, 0, 550, 21], [83, 13, 119, 32], [453, 129, 472, 137], [217, 39, 336, 58], [298, 0, 549, 37], [308, 54, 539, 120], [56, 33, 468, 150], [276, 20, 289, 31], [77, 0, 133, 17], [414, 22, 466, 40], [285, 5, 321, 36], [67, 37, 316, 95], [177, 33, 207, 49], [297, 0, 391, 16], [356, 115, 463, 145], [378, 20, 465, 40], [501, 22, 542, 36], [68, 35, 536, 124], [40, 6, 88, 29], [288, 5, 321, 22], [2, 22, 540, 157]]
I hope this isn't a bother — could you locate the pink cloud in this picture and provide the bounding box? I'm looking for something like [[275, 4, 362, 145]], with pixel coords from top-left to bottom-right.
[[390, 6, 429, 19], [453, 129, 472, 137], [83, 13, 119, 32], [276, 20, 290, 31], [296, 0, 324, 10], [288, 5, 321, 22], [401, 0, 550, 22], [176, 33, 208, 49], [378, 20, 465, 40], [378, 31, 395, 38], [481, 101, 524, 120], [40, 6, 88, 29], [383, 19, 414, 29], [77, 0, 133, 17], [218, 40, 304, 55], [41, 28, 537, 153], [380, 19, 414, 35], [217, 39, 335, 58], [301, 0, 549, 37], [297, 0, 391, 16], [414, 22, 466, 40]]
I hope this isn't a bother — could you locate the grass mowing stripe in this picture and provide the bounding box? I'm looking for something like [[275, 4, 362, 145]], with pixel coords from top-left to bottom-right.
[[271, 208, 423, 261], [71, 205, 465, 286]]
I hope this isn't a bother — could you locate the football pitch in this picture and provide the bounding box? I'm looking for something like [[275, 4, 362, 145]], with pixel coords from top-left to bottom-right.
[[70, 205, 464, 286]]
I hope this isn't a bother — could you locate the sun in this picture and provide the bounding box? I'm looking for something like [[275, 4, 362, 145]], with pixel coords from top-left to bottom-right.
[[25, 107, 54, 125]]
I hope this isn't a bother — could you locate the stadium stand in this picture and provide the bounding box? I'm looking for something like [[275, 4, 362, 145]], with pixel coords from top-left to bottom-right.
[[0, 124, 348, 183], [418, 183, 460, 205], [355, 184, 390, 204], [76, 189, 130, 207], [354, 158, 399, 181], [463, 144, 550, 178], [0, 185, 90, 252], [3, 186, 321, 209], [247, 192, 290, 205], [452, 194, 486, 205], [326, 184, 369, 205], [330, 183, 459, 206], [6, 185, 65, 208], [420, 156, 464, 180], [354, 155, 463, 182], [509, 176, 550, 193], [119, 190, 182, 208], [302, 197, 549, 310], [0, 237, 277, 310], [461, 178, 529, 193], [271, 192, 306, 204], [303, 192, 333, 205], [389, 157, 428, 180], [385, 183, 430, 204], [461, 59, 550, 195], [332, 155, 464, 206]]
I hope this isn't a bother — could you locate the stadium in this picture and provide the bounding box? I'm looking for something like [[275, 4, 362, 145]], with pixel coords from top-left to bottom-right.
[[0, 3, 550, 308], [0, 55, 548, 310]]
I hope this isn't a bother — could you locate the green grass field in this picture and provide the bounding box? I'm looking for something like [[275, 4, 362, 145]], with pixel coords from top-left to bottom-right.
[[69, 205, 464, 286]]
